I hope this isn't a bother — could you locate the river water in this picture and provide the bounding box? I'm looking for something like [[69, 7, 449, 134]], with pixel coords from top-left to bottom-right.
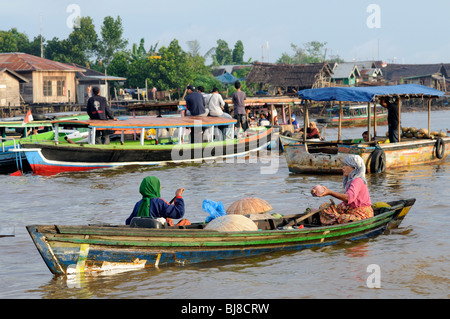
[[0, 110, 449, 300]]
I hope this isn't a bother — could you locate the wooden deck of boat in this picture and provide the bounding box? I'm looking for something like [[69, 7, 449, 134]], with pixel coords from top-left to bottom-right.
[[52, 116, 237, 129]]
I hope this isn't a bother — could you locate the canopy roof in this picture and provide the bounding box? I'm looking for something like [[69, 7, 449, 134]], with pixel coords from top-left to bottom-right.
[[298, 84, 445, 102], [52, 116, 237, 129]]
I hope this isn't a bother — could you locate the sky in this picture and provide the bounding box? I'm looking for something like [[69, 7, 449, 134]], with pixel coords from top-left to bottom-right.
[[2, 0, 450, 65]]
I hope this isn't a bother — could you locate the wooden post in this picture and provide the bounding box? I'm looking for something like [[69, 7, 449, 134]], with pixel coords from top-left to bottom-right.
[[397, 98, 401, 143], [303, 102, 308, 143], [338, 101, 343, 141], [367, 102, 371, 142], [428, 98, 431, 138], [288, 104, 292, 125], [270, 104, 274, 125], [373, 101, 377, 138]]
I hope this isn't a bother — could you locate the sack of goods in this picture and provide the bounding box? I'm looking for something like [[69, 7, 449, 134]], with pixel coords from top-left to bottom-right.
[[204, 215, 258, 232]]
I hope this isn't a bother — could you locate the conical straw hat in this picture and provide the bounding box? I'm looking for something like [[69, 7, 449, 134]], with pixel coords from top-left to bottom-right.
[[226, 197, 273, 215]]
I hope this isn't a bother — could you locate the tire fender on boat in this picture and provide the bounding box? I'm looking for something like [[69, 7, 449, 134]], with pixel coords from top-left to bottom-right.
[[281, 131, 292, 137], [370, 149, 386, 173], [435, 137, 445, 159]]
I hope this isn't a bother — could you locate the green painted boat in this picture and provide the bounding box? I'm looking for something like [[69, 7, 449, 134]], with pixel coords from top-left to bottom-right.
[[0, 113, 89, 174], [27, 198, 415, 275]]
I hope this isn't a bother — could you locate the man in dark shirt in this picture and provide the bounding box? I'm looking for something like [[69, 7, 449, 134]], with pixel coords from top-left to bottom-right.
[[86, 86, 117, 144], [185, 85, 208, 143], [185, 85, 207, 116], [380, 97, 399, 143]]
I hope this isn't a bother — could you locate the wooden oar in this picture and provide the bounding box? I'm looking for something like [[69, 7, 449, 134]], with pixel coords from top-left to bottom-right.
[[285, 200, 335, 227]]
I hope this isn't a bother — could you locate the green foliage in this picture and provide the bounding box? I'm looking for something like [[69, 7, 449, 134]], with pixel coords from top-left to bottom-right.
[[192, 74, 223, 93], [277, 41, 343, 64], [98, 16, 128, 65], [0, 28, 42, 55], [232, 40, 244, 64], [227, 81, 253, 97], [214, 39, 232, 65]]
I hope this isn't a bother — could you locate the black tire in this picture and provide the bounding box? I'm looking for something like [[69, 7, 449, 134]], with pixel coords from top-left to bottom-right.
[[435, 137, 445, 159], [281, 131, 292, 137], [370, 149, 386, 173]]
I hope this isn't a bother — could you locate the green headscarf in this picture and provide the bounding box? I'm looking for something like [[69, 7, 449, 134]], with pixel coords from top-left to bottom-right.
[[137, 176, 161, 217]]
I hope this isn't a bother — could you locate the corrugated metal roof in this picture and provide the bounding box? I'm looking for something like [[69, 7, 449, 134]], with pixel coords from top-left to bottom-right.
[[0, 53, 85, 72], [0, 67, 29, 82]]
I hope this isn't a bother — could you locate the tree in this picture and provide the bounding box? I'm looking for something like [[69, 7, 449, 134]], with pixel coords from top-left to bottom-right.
[[214, 39, 232, 65], [0, 30, 18, 52], [232, 40, 244, 64], [186, 40, 201, 57], [275, 41, 340, 64], [67, 17, 98, 62], [98, 16, 128, 65], [127, 39, 193, 91]]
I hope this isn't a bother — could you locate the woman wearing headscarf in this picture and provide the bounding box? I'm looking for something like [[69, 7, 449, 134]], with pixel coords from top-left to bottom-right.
[[125, 176, 185, 225], [299, 121, 321, 139], [313, 155, 373, 225]]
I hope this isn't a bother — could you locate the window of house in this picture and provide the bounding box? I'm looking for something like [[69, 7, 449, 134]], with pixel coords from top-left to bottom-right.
[[43, 80, 52, 96], [57, 80, 65, 96]]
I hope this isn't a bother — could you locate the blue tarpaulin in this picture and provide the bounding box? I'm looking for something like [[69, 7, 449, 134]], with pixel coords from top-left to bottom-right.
[[216, 72, 239, 84], [298, 84, 445, 102]]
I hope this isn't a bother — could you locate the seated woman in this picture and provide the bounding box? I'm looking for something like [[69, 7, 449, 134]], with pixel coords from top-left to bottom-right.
[[314, 155, 373, 225], [300, 121, 321, 139], [125, 176, 185, 225]]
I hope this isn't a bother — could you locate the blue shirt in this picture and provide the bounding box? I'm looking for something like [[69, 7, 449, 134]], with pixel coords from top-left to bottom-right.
[[125, 196, 185, 225]]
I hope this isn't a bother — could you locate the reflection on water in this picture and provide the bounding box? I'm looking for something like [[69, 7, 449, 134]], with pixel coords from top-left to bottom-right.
[[1, 111, 450, 299]]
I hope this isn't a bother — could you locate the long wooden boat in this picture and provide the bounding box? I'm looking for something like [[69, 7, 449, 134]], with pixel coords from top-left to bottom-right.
[[285, 84, 449, 174], [0, 113, 89, 174], [19, 116, 273, 176], [316, 103, 388, 127], [26, 198, 415, 275]]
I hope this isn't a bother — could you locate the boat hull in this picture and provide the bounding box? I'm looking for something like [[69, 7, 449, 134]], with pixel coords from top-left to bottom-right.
[[20, 128, 273, 175], [284, 137, 450, 174], [27, 199, 415, 275]]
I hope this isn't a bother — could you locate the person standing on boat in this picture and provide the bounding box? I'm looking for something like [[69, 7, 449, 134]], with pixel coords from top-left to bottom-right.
[[232, 81, 247, 138], [380, 97, 399, 143], [87, 86, 117, 144], [125, 176, 185, 225], [313, 154, 373, 225]]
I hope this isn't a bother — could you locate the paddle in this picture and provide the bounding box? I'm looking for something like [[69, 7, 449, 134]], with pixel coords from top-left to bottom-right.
[[169, 188, 185, 204], [285, 199, 335, 227]]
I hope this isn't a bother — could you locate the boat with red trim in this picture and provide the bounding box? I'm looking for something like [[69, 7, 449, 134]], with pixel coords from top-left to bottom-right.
[[18, 116, 274, 175]]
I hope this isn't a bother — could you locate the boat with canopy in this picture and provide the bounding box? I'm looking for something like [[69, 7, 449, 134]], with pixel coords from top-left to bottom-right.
[[283, 84, 449, 174]]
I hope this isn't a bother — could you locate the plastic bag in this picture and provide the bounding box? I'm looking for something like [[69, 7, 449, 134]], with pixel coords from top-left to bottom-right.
[[202, 199, 227, 222]]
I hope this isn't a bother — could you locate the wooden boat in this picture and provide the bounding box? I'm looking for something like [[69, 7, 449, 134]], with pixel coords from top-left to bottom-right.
[[316, 103, 388, 127], [0, 113, 89, 174], [285, 85, 449, 174], [26, 198, 415, 275], [19, 116, 273, 176]]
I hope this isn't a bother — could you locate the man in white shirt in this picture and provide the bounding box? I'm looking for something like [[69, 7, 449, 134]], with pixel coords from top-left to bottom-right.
[[206, 88, 232, 118]]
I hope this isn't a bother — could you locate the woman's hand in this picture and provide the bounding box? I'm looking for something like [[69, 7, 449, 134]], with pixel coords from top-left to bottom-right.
[[175, 188, 184, 197], [320, 186, 330, 196]]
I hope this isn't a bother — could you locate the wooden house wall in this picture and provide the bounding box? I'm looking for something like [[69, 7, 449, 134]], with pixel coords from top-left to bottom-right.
[[0, 72, 21, 106], [30, 71, 77, 104]]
